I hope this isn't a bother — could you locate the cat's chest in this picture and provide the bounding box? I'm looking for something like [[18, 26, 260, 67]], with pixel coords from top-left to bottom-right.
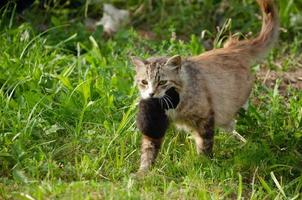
[[165, 109, 177, 119], [165, 108, 183, 121]]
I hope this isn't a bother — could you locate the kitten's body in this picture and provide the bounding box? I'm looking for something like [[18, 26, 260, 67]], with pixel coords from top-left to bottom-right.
[[132, 0, 279, 172]]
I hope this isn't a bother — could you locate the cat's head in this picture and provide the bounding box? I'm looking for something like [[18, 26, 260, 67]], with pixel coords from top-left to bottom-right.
[[131, 55, 182, 99]]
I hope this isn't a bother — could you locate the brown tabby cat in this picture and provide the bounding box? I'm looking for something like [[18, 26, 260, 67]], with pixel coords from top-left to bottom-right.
[[131, 0, 279, 173]]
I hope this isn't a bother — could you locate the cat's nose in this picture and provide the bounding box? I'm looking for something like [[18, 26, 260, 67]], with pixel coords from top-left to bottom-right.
[[149, 93, 155, 97]]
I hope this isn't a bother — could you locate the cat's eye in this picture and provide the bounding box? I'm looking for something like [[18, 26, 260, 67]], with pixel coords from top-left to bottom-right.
[[141, 80, 148, 85], [159, 80, 167, 85]]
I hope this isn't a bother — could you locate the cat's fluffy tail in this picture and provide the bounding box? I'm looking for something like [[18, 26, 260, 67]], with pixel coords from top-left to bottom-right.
[[224, 0, 279, 60]]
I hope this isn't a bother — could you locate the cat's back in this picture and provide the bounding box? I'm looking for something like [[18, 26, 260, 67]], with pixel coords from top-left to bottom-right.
[[183, 50, 254, 127]]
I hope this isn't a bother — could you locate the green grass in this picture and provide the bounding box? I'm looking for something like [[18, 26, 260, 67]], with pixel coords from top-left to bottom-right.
[[1, 0, 302, 199]]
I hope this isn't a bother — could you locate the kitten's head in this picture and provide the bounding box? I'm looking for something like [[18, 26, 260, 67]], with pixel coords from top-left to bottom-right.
[[131, 55, 182, 99]]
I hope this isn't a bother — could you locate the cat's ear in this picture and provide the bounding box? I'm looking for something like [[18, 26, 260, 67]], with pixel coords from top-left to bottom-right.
[[130, 56, 147, 70], [165, 55, 181, 70]]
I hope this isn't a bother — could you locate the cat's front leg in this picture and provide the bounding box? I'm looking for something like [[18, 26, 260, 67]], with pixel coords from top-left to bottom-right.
[[138, 135, 163, 173]]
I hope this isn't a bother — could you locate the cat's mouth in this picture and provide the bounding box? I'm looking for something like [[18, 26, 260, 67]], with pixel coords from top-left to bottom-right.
[[141, 87, 180, 110]]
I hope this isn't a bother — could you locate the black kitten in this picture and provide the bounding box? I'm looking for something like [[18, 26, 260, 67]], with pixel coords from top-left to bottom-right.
[[137, 98, 168, 139]]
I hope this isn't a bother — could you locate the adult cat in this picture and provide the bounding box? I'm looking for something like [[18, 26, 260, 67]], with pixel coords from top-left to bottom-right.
[[131, 0, 279, 172]]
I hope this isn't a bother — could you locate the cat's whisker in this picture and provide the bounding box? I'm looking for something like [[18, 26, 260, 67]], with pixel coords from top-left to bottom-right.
[[162, 97, 170, 110], [163, 97, 170, 109], [164, 94, 174, 103], [165, 94, 173, 101], [164, 95, 174, 109], [164, 95, 173, 108], [164, 96, 173, 109]]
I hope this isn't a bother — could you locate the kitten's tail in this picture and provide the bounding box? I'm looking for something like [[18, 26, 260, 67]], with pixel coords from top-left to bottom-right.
[[224, 0, 279, 60]]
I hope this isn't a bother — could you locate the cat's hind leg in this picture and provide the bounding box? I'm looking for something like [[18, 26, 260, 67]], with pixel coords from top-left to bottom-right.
[[193, 114, 215, 156]]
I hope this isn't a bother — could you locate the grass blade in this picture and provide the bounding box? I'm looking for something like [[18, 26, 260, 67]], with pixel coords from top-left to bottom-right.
[[270, 171, 287, 198]]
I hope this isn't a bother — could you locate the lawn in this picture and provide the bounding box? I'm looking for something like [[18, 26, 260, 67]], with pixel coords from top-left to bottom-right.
[[0, 0, 302, 199]]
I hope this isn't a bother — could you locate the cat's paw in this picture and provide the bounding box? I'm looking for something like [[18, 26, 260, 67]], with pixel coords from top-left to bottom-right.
[[130, 169, 148, 179], [197, 148, 213, 158]]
